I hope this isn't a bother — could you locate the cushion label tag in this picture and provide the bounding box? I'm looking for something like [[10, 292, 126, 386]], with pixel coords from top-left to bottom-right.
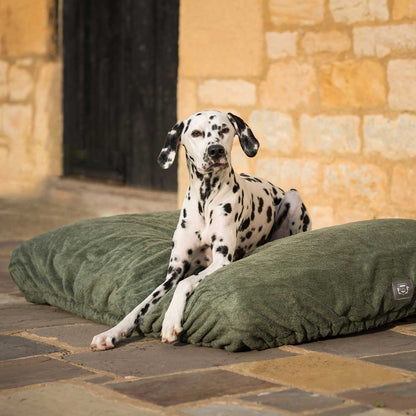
[[392, 279, 414, 301]]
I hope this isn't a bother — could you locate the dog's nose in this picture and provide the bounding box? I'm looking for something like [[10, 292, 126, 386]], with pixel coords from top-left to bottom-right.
[[207, 145, 225, 160]]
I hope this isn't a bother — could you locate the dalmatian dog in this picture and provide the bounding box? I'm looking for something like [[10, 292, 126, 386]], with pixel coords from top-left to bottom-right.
[[90, 110, 311, 351]]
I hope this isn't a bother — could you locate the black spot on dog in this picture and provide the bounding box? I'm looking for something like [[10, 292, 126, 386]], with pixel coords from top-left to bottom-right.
[[303, 214, 310, 232], [276, 203, 290, 227], [274, 197, 282, 206], [163, 279, 174, 291], [257, 197, 264, 213], [141, 303, 150, 315], [233, 247, 246, 261], [153, 291, 160, 298], [211, 234, 216, 242], [187, 249, 193, 255], [183, 209, 187, 218], [240, 217, 250, 231], [195, 169, 204, 180], [184, 119, 192, 133], [181, 219, 186, 228], [300, 203, 307, 220], [183, 260, 191, 276], [246, 231, 252, 239], [256, 234, 268, 247], [233, 183, 240, 193], [227, 254, 232, 261], [216, 245, 229, 256], [267, 206, 273, 223], [158, 150, 170, 166], [224, 203, 232, 214]]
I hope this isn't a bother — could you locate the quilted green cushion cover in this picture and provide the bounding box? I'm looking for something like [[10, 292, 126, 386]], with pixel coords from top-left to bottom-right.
[[9, 211, 416, 351]]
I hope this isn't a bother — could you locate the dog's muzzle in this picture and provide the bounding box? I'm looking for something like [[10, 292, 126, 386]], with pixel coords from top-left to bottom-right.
[[207, 144, 225, 160], [207, 144, 228, 167]]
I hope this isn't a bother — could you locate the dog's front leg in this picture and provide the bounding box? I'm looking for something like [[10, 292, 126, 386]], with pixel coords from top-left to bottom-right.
[[90, 226, 200, 351], [161, 230, 236, 343]]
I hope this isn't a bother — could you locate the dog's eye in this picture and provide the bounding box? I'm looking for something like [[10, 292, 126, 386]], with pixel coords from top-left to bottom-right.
[[221, 128, 230, 134], [191, 130, 202, 138]]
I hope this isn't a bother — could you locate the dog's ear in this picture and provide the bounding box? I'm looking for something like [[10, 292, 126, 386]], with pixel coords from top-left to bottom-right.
[[227, 113, 259, 157], [157, 121, 184, 169]]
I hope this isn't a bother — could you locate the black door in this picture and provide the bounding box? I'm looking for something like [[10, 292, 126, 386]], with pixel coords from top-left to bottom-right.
[[63, 0, 179, 191]]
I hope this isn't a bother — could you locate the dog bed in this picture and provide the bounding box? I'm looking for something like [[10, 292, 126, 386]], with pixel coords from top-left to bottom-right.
[[8, 211, 416, 351]]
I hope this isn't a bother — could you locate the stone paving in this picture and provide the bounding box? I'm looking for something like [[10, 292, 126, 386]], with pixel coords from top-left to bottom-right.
[[1, 184, 416, 415]]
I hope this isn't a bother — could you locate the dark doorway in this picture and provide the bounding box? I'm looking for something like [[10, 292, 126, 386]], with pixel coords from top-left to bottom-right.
[[63, 0, 179, 191]]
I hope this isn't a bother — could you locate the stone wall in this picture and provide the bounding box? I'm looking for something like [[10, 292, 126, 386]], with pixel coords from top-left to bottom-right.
[[0, 0, 62, 196], [177, 0, 416, 228]]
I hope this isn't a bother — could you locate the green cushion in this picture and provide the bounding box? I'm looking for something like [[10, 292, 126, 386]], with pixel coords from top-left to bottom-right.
[[9, 211, 416, 351]]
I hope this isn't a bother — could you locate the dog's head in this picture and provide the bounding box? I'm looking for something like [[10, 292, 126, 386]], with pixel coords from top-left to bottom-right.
[[157, 111, 259, 174]]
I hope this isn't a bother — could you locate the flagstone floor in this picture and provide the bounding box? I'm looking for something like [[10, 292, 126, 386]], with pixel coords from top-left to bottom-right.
[[1, 179, 415, 416]]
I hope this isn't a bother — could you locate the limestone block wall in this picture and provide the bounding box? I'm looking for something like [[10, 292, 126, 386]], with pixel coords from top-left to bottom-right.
[[177, 0, 416, 228], [0, 0, 62, 196]]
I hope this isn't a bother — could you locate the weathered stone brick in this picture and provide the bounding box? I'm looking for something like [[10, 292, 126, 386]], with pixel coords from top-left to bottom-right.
[[320, 60, 386, 108], [309, 205, 335, 229], [300, 115, 360, 154], [329, 0, 389, 24], [198, 80, 256, 107], [1, 104, 32, 139], [266, 32, 298, 59], [249, 110, 294, 154], [393, 0, 416, 19], [260, 61, 316, 111], [0, 0, 52, 56], [0, 60, 8, 99], [0, 61, 7, 84], [354, 24, 416, 57], [179, 0, 264, 77], [231, 146, 250, 175], [364, 115, 416, 160], [256, 157, 320, 196], [302, 31, 351, 55], [388, 59, 416, 111], [9, 65, 34, 101], [391, 166, 416, 207], [324, 162, 387, 205], [33, 62, 62, 176], [269, 0, 325, 26], [177, 78, 197, 120], [0, 137, 8, 167], [334, 206, 376, 224]]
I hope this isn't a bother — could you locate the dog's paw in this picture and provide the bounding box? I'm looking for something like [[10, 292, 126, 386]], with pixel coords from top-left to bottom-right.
[[161, 314, 183, 344], [90, 328, 123, 351]]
